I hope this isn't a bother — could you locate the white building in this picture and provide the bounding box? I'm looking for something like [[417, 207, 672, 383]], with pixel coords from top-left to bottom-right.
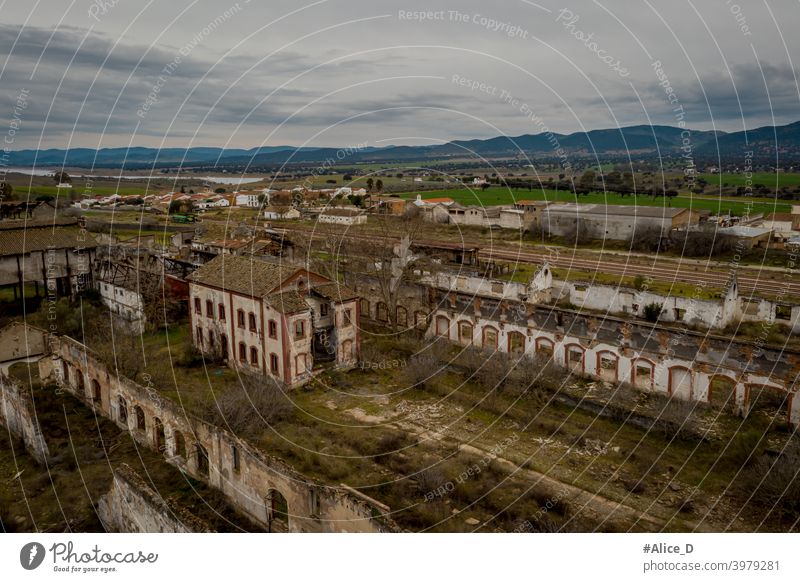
[[235, 192, 261, 207], [318, 208, 367, 225], [263, 206, 301, 220]]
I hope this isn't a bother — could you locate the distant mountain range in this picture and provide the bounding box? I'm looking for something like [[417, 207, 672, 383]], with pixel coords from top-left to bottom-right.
[[8, 121, 800, 169]]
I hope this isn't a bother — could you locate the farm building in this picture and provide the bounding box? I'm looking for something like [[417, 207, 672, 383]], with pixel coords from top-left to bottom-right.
[[540, 203, 701, 240]]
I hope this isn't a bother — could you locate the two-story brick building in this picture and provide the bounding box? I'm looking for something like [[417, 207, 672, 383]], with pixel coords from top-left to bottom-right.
[[188, 255, 359, 387]]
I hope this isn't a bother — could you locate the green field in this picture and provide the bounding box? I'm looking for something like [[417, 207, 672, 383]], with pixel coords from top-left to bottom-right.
[[401, 188, 792, 215], [698, 172, 800, 188]]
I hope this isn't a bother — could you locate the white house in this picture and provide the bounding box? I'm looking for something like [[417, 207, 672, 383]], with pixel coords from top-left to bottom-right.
[[318, 208, 367, 226], [333, 187, 367, 197], [263, 206, 301, 220], [236, 192, 261, 207], [413, 194, 455, 207], [193, 195, 230, 210]]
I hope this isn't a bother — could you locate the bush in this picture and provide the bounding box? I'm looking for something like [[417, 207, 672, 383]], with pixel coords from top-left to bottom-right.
[[199, 374, 294, 437], [401, 352, 442, 389], [653, 397, 702, 439], [670, 230, 736, 257], [643, 302, 662, 322], [725, 428, 765, 468], [627, 226, 668, 253]]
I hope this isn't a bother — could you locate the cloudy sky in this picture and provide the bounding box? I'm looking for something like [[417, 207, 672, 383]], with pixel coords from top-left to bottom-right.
[[1, 0, 798, 149]]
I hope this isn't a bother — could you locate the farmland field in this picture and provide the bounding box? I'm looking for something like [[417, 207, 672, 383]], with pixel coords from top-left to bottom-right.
[[697, 172, 800, 188], [400, 187, 792, 215]]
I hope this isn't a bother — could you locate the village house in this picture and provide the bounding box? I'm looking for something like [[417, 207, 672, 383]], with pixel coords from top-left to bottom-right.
[[188, 255, 360, 387], [263, 206, 301, 220], [192, 194, 230, 210], [318, 208, 367, 226], [235, 192, 261, 207], [412, 194, 455, 208], [366, 195, 406, 216]]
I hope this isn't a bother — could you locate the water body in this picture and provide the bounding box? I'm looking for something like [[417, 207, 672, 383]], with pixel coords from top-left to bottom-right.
[[5, 167, 264, 185]]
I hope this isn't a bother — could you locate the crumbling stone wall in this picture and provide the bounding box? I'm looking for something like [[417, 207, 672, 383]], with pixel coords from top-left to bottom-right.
[[351, 275, 431, 330], [43, 336, 398, 533], [0, 373, 50, 464], [98, 464, 211, 533]]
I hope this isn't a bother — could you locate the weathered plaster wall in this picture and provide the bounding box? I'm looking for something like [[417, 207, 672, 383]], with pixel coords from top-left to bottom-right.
[[0, 373, 50, 464], [98, 464, 211, 533], [0, 323, 48, 374], [43, 337, 397, 533], [428, 291, 800, 427]]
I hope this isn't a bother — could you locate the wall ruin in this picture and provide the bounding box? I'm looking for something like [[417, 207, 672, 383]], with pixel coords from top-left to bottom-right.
[[98, 464, 211, 533], [0, 373, 50, 464], [428, 291, 800, 427], [41, 336, 398, 533]]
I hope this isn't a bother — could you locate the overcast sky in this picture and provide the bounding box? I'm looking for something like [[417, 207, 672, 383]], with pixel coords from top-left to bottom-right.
[[1, 0, 798, 149]]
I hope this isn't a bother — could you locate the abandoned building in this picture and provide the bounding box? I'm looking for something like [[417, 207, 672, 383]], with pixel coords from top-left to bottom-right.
[[96, 261, 166, 333], [424, 280, 800, 427], [188, 255, 360, 387], [29, 334, 395, 532], [0, 217, 98, 299], [0, 322, 48, 375]]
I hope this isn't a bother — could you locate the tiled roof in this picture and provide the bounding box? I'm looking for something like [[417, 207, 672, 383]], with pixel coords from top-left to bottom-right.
[[420, 197, 454, 204], [266, 290, 310, 314], [0, 226, 98, 256], [312, 282, 359, 302], [188, 255, 294, 296]]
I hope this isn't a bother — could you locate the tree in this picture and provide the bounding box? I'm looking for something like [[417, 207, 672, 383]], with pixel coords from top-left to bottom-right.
[[643, 303, 662, 322], [344, 209, 430, 332], [168, 199, 193, 214], [180, 185, 186, 193], [214, 187, 226, 193], [343, 174, 353, 181], [53, 171, 71, 184], [627, 226, 668, 253], [670, 229, 735, 257], [366, 178, 374, 192], [376, 179, 384, 192], [578, 170, 595, 190], [0, 181, 14, 200]]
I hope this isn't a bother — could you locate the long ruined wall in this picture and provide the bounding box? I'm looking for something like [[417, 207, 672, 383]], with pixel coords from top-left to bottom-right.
[[428, 291, 800, 427], [41, 336, 397, 533], [98, 464, 211, 533], [0, 373, 50, 464]]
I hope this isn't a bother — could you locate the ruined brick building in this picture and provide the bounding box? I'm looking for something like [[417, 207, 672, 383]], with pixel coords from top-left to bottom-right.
[[188, 255, 360, 387]]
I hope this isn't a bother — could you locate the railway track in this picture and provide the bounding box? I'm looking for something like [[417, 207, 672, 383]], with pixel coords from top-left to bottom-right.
[[241, 221, 800, 298]]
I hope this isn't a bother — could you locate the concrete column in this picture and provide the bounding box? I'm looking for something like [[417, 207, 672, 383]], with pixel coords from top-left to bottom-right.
[[734, 383, 747, 416]]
